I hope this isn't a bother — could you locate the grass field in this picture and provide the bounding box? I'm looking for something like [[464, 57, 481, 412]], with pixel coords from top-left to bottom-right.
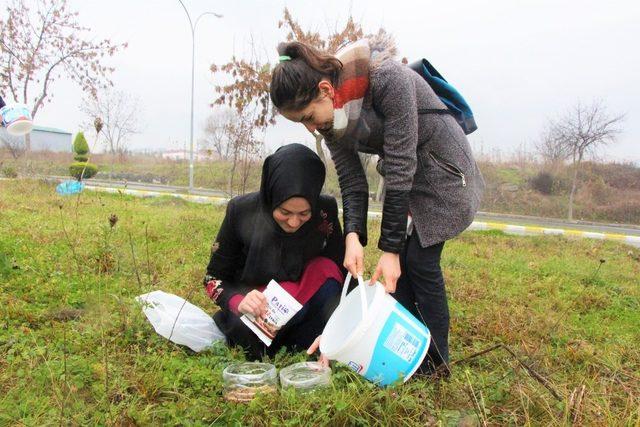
[[1, 179, 638, 425]]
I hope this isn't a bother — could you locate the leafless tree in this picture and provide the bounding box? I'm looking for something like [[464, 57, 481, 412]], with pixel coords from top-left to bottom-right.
[[511, 142, 536, 169], [210, 8, 369, 163], [0, 130, 25, 159], [546, 100, 624, 220], [238, 133, 264, 195], [537, 124, 571, 166], [0, 0, 126, 151], [199, 109, 235, 160], [81, 89, 141, 179], [223, 109, 264, 196]]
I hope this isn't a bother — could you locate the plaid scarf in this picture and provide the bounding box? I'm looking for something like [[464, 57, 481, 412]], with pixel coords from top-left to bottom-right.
[[330, 39, 371, 140], [326, 34, 396, 142]]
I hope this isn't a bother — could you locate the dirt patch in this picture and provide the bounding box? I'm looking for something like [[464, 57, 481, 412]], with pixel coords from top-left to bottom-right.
[[47, 307, 85, 322]]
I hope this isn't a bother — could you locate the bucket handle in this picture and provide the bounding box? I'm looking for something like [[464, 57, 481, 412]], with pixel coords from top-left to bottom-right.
[[341, 273, 368, 318]]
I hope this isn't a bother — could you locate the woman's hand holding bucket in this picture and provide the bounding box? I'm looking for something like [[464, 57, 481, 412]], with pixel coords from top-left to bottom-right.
[[344, 231, 401, 294], [370, 252, 401, 294], [343, 232, 364, 277]]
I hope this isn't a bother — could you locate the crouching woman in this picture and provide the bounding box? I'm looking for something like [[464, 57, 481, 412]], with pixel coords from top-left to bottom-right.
[[203, 143, 345, 359]]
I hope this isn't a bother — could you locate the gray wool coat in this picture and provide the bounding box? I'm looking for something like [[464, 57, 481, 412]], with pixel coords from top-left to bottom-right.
[[325, 59, 485, 248]]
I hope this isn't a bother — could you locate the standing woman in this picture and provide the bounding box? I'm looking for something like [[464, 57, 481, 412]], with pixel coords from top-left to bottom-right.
[[270, 34, 484, 373]]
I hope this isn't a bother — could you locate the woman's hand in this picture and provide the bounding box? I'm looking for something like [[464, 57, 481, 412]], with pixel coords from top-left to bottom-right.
[[307, 335, 329, 368], [370, 252, 401, 293], [237, 290, 268, 318], [343, 232, 364, 277]]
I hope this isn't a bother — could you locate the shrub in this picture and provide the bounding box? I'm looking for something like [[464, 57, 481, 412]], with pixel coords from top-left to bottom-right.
[[69, 162, 98, 180], [588, 177, 612, 205], [529, 171, 555, 195], [585, 161, 640, 191], [1, 166, 18, 178], [73, 132, 89, 157], [69, 132, 97, 179]]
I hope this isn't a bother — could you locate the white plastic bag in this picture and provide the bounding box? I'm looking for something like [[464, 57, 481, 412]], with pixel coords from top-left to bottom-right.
[[136, 290, 225, 352]]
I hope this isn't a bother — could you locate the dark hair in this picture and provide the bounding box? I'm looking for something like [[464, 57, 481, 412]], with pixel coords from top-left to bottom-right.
[[270, 41, 342, 112]]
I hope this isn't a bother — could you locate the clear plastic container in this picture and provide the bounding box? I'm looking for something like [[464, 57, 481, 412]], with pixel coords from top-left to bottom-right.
[[223, 362, 277, 402], [279, 362, 331, 392]]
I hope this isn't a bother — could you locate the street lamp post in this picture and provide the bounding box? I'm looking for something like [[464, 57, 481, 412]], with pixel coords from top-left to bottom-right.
[[177, 0, 222, 193]]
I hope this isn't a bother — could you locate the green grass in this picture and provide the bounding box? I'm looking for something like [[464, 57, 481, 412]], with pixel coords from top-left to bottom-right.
[[1, 179, 638, 426], [494, 166, 531, 187]]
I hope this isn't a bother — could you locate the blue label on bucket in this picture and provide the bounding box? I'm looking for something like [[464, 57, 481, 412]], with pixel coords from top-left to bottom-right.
[[363, 302, 430, 386], [383, 323, 421, 363]]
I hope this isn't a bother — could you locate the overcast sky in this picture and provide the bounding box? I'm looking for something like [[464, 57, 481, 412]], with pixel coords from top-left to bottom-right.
[[14, 0, 640, 163]]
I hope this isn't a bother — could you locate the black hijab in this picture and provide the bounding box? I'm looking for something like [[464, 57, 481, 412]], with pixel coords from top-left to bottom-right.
[[260, 143, 326, 212], [241, 144, 328, 285]]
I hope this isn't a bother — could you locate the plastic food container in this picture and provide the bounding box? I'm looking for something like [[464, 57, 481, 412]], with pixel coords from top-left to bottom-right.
[[223, 362, 277, 402], [279, 361, 331, 392], [0, 104, 33, 136]]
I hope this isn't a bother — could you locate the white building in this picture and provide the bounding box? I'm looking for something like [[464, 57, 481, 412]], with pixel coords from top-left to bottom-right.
[[30, 126, 73, 151], [0, 125, 72, 152], [161, 149, 213, 161]]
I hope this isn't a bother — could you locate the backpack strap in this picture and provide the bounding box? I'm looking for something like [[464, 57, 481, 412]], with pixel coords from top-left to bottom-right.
[[417, 108, 452, 115]]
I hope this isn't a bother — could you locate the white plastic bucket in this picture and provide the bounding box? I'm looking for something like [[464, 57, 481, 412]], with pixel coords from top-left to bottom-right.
[[320, 274, 431, 386], [0, 104, 33, 136]]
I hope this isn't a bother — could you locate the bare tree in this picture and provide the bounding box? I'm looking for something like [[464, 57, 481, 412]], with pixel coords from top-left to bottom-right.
[[200, 109, 235, 160], [199, 108, 263, 195], [81, 89, 141, 179], [224, 109, 263, 196], [238, 134, 264, 195], [210, 8, 368, 163], [0, 130, 25, 159], [546, 100, 624, 220], [0, 0, 126, 151], [537, 124, 571, 165]]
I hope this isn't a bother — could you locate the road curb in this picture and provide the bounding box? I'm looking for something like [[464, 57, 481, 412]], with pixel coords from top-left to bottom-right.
[[83, 184, 640, 249], [467, 221, 640, 248]]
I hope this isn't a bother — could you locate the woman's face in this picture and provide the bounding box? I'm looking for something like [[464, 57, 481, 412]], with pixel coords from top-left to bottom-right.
[[272, 197, 312, 233], [281, 80, 335, 134]]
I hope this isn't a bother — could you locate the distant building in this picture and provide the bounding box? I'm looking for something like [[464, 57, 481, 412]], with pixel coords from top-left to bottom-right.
[[29, 126, 73, 152], [161, 149, 214, 161], [0, 125, 73, 152]]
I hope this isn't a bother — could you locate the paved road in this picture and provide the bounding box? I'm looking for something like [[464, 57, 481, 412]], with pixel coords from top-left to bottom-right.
[[473, 212, 640, 237], [43, 175, 640, 238]]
